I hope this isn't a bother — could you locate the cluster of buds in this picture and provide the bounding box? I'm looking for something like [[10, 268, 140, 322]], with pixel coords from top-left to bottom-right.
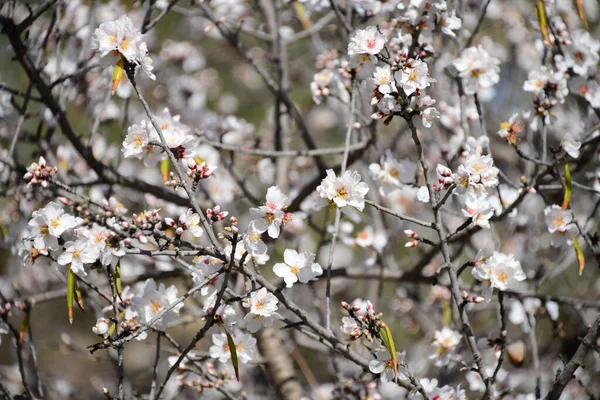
[[186, 158, 217, 180], [460, 290, 485, 304], [403, 229, 420, 248], [340, 300, 386, 342], [222, 215, 239, 235], [164, 171, 181, 191], [174, 360, 234, 393], [131, 209, 162, 231], [206, 206, 228, 222], [23, 156, 57, 188], [434, 164, 454, 191]]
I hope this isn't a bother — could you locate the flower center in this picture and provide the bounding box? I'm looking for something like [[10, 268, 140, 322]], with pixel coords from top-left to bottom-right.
[[289, 264, 300, 275], [150, 300, 162, 313], [50, 218, 61, 229]]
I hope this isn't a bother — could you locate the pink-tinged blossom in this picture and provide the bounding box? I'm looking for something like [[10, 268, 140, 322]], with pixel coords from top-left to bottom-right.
[[347, 26, 386, 65], [462, 194, 494, 229], [24, 157, 57, 188], [250, 186, 289, 238]]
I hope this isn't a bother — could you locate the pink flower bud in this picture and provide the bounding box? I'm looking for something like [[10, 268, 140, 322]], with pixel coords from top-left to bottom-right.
[[403, 229, 418, 238], [405, 240, 418, 248], [175, 227, 184, 235]]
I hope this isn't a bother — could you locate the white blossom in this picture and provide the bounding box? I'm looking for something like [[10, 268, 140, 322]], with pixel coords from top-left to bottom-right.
[[472, 251, 526, 298], [91, 15, 155, 80], [57, 238, 100, 275], [430, 327, 462, 367], [453, 46, 500, 95], [130, 278, 184, 330], [273, 249, 323, 288], [315, 169, 369, 212], [209, 331, 256, 364], [368, 349, 406, 383], [242, 287, 281, 333], [544, 205, 577, 246]]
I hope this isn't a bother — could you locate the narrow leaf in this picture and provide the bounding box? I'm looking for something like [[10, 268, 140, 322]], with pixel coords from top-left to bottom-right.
[[535, 0, 551, 46], [573, 237, 585, 275], [442, 301, 452, 326], [293, 2, 311, 28], [561, 159, 572, 210], [224, 328, 240, 381], [19, 310, 30, 344], [111, 58, 125, 94], [575, 0, 588, 28], [115, 258, 122, 299], [378, 323, 398, 377], [160, 158, 170, 183], [74, 286, 85, 313], [67, 269, 76, 324]]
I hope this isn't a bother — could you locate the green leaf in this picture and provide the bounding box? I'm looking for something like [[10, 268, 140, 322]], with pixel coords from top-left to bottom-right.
[[67, 269, 76, 324], [377, 322, 398, 378], [74, 286, 85, 313], [442, 301, 452, 326], [293, 2, 310, 28], [573, 237, 585, 276], [160, 158, 170, 183], [224, 328, 240, 381], [115, 258, 122, 299], [562, 159, 572, 210], [535, 0, 551, 46]]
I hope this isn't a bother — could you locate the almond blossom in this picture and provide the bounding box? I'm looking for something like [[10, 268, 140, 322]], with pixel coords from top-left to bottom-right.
[[473, 251, 526, 299], [430, 327, 462, 367], [209, 331, 256, 364], [273, 249, 323, 288], [130, 278, 184, 331], [249, 186, 289, 239], [347, 26, 386, 65], [368, 349, 407, 383], [57, 238, 100, 275], [242, 287, 281, 333], [462, 194, 494, 229], [453, 46, 500, 95], [315, 169, 369, 212], [91, 15, 155, 80], [544, 205, 577, 246]]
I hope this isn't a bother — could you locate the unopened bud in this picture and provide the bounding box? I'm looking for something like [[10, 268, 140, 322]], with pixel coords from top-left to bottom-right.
[[341, 301, 350, 310], [405, 240, 418, 248], [436, 164, 452, 177]]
